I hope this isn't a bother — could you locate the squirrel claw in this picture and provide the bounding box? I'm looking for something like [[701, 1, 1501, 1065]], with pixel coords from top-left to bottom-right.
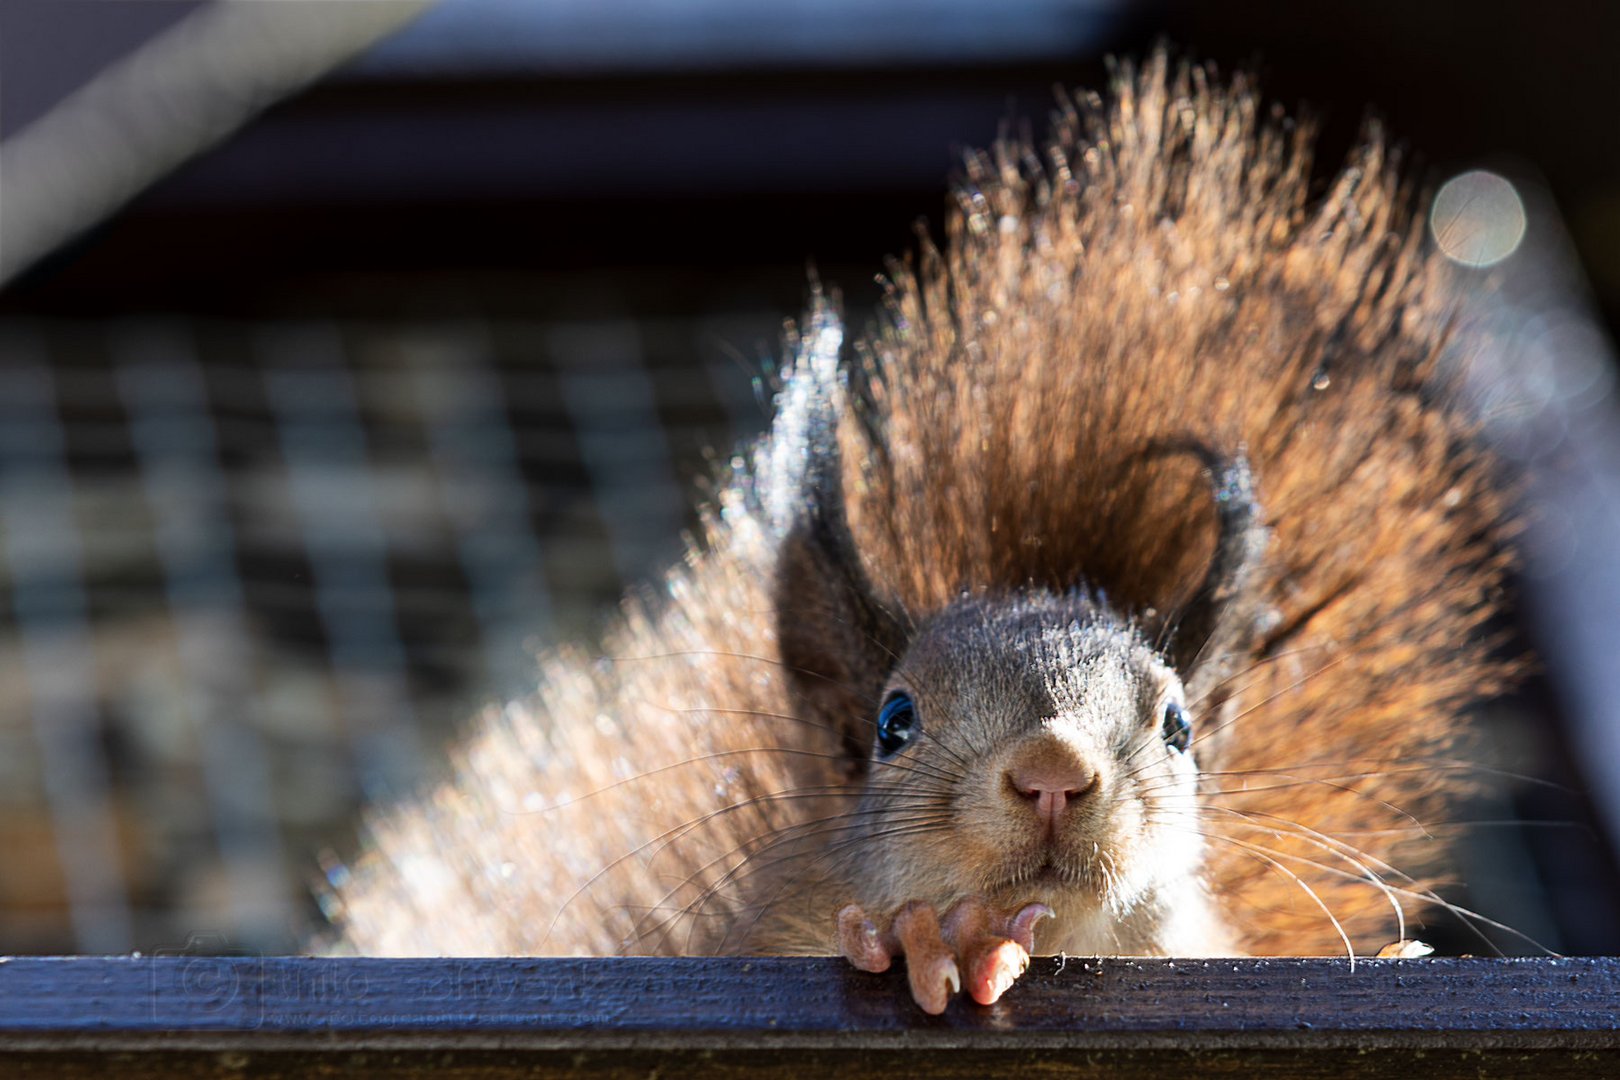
[[838, 897, 1053, 1012], [837, 904, 891, 973]]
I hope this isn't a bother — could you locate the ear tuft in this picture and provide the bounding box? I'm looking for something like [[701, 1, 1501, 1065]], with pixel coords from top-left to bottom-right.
[[771, 323, 906, 772], [1162, 445, 1270, 704]]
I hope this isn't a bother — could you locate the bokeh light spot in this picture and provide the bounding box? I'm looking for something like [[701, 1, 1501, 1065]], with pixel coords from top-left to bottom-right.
[[1430, 169, 1527, 268]]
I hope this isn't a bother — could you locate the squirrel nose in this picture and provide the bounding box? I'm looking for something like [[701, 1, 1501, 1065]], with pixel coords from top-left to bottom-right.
[[1006, 760, 1099, 824]]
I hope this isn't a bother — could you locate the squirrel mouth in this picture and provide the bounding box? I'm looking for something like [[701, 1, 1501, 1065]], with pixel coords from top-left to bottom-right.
[[1009, 854, 1087, 891], [1032, 862, 1068, 885], [1000, 840, 1114, 897]]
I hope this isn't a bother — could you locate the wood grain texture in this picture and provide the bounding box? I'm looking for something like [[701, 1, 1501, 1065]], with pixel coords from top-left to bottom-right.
[[1, 956, 1617, 1077]]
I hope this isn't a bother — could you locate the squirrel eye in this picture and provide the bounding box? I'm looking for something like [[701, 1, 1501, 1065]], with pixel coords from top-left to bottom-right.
[[876, 691, 918, 756], [1162, 701, 1192, 754]]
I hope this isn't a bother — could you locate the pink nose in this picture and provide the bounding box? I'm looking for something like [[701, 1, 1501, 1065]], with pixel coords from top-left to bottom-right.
[[1006, 761, 1098, 824]]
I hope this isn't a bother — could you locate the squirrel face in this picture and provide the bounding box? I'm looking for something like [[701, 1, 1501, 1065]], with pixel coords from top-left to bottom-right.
[[776, 436, 1264, 936], [854, 592, 1205, 917]]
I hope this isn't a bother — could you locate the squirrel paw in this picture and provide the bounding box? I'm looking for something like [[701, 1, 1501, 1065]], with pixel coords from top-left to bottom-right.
[[837, 897, 1053, 1014]]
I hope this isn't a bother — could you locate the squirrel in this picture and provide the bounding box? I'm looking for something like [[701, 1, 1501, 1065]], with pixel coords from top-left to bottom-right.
[[324, 53, 1521, 1014]]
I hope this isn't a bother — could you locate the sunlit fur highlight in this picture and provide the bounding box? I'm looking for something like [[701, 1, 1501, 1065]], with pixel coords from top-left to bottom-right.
[[328, 53, 1518, 959]]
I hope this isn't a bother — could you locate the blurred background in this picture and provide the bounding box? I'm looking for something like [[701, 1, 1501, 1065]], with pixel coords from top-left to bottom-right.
[[0, 0, 1618, 958]]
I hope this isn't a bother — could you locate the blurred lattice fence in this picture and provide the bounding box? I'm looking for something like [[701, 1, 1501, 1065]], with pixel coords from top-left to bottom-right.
[[0, 311, 777, 954]]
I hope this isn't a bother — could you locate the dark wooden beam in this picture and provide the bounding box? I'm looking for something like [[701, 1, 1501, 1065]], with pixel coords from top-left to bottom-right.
[[1, 956, 1618, 1077]]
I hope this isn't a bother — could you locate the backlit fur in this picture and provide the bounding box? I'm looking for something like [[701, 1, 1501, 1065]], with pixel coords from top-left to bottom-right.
[[329, 53, 1517, 959]]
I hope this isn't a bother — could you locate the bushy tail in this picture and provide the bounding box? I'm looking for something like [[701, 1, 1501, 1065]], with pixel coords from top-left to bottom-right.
[[844, 52, 1518, 953]]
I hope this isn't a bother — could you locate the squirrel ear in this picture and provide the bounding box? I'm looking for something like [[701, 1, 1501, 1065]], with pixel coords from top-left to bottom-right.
[[774, 441, 907, 776], [1166, 448, 1270, 703]]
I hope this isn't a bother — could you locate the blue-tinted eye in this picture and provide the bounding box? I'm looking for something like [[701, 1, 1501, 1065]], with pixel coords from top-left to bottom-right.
[[1162, 701, 1191, 754], [877, 691, 918, 756]]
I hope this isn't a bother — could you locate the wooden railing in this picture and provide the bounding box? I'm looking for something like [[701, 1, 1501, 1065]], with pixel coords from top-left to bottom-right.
[[2, 956, 1617, 1077]]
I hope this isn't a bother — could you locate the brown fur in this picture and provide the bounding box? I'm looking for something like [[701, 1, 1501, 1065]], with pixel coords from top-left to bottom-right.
[[328, 53, 1518, 959]]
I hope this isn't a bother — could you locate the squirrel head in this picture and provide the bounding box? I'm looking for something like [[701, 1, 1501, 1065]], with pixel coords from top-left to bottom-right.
[[774, 436, 1268, 918]]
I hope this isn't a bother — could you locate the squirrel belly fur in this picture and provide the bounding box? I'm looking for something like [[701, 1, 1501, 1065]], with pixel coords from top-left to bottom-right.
[[327, 54, 1520, 987]]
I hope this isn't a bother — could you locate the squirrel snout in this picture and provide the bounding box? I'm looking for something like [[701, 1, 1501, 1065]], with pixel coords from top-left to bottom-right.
[[1005, 758, 1099, 824]]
